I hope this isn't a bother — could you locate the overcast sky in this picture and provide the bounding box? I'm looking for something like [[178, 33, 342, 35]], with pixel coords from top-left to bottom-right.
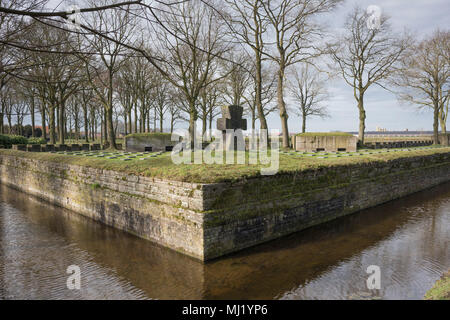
[[43, 0, 450, 133], [280, 0, 450, 133]]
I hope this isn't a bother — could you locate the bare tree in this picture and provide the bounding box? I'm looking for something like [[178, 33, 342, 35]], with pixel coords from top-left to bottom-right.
[[394, 29, 449, 142], [151, 0, 229, 144], [152, 76, 171, 133], [328, 6, 409, 144], [21, 22, 82, 144], [288, 65, 329, 133], [167, 88, 187, 134], [199, 81, 224, 139], [78, 0, 137, 148], [261, 0, 341, 147], [243, 62, 277, 130], [221, 51, 252, 106], [224, 0, 269, 132]]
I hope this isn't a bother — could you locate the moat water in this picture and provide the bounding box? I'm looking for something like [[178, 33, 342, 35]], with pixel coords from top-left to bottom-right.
[[0, 182, 449, 300]]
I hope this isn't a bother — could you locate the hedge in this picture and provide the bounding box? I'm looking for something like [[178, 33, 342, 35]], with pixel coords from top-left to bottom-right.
[[0, 134, 47, 148], [0, 134, 29, 148]]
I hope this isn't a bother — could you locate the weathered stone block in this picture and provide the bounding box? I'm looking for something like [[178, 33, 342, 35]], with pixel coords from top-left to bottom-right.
[[294, 134, 358, 152], [125, 133, 177, 152], [26, 144, 41, 152], [12, 144, 26, 151], [70, 144, 81, 151], [42, 144, 55, 152], [90, 144, 101, 151], [56, 144, 68, 151]]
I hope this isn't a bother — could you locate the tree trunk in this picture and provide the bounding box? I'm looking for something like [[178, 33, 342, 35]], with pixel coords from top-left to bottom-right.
[[0, 102, 4, 134], [134, 106, 138, 133], [128, 109, 132, 134], [251, 108, 256, 130], [277, 65, 289, 148], [188, 99, 197, 149], [56, 106, 60, 141], [255, 61, 268, 131], [433, 102, 439, 144], [153, 108, 156, 132], [439, 104, 447, 134], [103, 111, 108, 143], [124, 112, 128, 137], [302, 110, 306, 133], [160, 113, 164, 133], [357, 93, 366, 145], [75, 108, 79, 140], [83, 106, 89, 142], [7, 113, 11, 134], [209, 112, 213, 141], [49, 106, 56, 144], [106, 107, 117, 149], [100, 112, 104, 145], [41, 103, 46, 140], [202, 115, 207, 139], [30, 97, 35, 137], [58, 102, 65, 144]]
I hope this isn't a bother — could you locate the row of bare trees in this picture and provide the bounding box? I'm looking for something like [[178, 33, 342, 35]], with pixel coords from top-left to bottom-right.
[[0, 0, 448, 148]]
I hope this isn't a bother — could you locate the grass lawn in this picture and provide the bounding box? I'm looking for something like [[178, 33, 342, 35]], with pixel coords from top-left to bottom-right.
[[0, 146, 449, 183], [61, 139, 125, 145]]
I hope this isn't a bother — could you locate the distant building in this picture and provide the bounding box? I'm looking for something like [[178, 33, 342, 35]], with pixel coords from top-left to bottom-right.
[[376, 126, 387, 132]]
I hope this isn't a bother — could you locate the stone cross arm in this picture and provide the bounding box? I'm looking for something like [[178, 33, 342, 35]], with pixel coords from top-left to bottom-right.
[[217, 105, 247, 131]]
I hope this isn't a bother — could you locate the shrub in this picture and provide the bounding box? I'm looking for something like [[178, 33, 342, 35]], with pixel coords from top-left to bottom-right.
[[9, 135, 28, 145], [27, 137, 47, 145], [0, 134, 28, 148]]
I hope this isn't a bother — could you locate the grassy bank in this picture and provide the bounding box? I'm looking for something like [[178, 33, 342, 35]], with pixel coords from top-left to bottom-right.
[[0, 147, 449, 183], [424, 270, 450, 300]]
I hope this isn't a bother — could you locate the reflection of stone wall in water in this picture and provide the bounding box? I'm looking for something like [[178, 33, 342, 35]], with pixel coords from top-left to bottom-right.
[[125, 133, 177, 152], [294, 134, 358, 152]]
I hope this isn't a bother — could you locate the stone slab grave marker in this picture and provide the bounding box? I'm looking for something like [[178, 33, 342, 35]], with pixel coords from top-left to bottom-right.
[[217, 105, 247, 151]]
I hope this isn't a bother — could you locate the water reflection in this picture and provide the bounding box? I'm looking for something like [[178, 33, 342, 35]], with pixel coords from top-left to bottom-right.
[[0, 182, 449, 299]]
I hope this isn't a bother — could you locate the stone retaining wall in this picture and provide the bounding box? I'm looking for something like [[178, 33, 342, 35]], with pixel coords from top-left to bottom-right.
[[0, 154, 205, 259], [1, 152, 449, 261]]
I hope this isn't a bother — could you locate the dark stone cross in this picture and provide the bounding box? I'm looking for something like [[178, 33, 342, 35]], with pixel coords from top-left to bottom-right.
[[217, 105, 247, 150], [217, 105, 247, 131]]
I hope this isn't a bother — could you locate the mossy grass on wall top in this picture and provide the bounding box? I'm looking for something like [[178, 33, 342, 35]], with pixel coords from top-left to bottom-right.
[[125, 132, 172, 139], [296, 132, 354, 137], [1, 147, 449, 183]]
